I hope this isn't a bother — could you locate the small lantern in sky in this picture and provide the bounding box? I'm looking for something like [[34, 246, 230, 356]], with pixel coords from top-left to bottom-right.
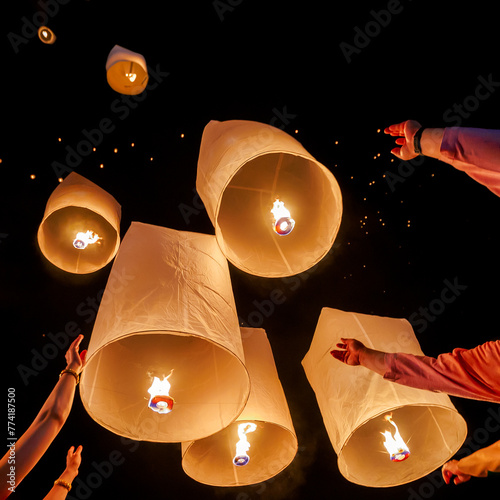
[[106, 45, 149, 95], [37, 172, 121, 274], [181, 328, 297, 486], [196, 119, 343, 277], [80, 222, 250, 443], [38, 26, 56, 44], [302, 308, 467, 487]]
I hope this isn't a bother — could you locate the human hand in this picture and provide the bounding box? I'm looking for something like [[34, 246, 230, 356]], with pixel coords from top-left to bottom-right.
[[65, 335, 87, 374], [59, 445, 83, 483], [442, 459, 471, 485], [330, 338, 366, 366], [384, 120, 422, 160]]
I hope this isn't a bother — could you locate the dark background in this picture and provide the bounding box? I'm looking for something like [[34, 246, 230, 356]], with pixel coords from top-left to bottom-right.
[[2, 1, 500, 498]]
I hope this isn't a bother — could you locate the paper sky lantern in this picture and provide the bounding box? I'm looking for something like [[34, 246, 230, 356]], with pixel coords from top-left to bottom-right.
[[37, 172, 121, 274], [196, 119, 343, 277], [302, 308, 467, 487], [38, 26, 56, 44], [181, 328, 298, 486], [80, 222, 250, 443], [106, 45, 149, 95]]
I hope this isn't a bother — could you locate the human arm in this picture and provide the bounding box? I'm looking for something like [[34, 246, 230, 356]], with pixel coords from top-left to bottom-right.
[[385, 119, 500, 196], [442, 440, 500, 484], [0, 336, 86, 498], [43, 446, 82, 499], [332, 339, 500, 403]]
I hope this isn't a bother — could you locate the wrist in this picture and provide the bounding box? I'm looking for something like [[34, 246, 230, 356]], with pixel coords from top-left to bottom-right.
[[420, 128, 445, 159], [59, 468, 79, 483]]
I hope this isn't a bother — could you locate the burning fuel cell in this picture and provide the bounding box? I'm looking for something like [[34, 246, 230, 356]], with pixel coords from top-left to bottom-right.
[[381, 414, 410, 462], [148, 370, 174, 414], [233, 422, 257, 466], [271, 199, 295, 236]]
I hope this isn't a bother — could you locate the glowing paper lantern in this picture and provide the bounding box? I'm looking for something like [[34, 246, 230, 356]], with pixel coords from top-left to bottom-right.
[[37, 172, 121, 274], [38, 26, 56, 44], [302, 308, 467, 487], [181, 328, 298, 486], [80, 222, 250, 443], [196, 119, 342, 277], [106, 44, 149, 95]]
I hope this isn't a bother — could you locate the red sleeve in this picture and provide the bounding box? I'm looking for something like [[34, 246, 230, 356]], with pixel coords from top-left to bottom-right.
[[383, 341, 500, 403], [440, 127, 500, 197]]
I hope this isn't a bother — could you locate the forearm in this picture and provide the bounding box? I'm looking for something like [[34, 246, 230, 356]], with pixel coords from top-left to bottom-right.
[[359, 347, 386, 376], [456, 440, 500, 477], [43, 469, 78, 500], [419, 128, 445, 159], [37, 371, 78, 425]]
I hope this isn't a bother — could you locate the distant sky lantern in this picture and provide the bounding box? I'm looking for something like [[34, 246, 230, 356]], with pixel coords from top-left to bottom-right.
[[196, 119, 342, 277], [38, 26, 56, 44], [37, 172, 121, 274], [106, 44, 149, 95], [80, 223, 250, 443], [302, 308, 467, 487], [182, 328, 297, 486]]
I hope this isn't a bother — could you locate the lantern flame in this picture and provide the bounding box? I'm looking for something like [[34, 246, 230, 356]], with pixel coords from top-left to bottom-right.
[[271, 199, 295, 236], [125, 73, 137, 82], [73, 230, 101, 249], [233, 422, 257, 466], [381, 414, 410, 462], [148, 370, 174, 414]]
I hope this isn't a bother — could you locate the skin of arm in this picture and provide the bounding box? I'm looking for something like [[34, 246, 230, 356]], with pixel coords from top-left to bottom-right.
[[0, 335, 86, 499], [42, 446, 83, 500]]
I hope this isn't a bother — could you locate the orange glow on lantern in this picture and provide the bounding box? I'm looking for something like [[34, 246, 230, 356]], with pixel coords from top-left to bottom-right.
[[271, 199, 295, 236], [148, 370, 174, 414], [381, 414, 410, 462], [233, 422, 257, 466]]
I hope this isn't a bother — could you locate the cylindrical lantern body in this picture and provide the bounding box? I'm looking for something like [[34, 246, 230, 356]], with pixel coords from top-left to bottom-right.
[[37, 172, 121, 274], [181, 328, 297, 485], [196, 120, 342, 278], [302, 308, 467, 487], [106, 45, 149, 95], [80, 222, 250, 442]]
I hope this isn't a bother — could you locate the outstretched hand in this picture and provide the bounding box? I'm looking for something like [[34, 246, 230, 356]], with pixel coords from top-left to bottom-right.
[[442, 459, 471, 485], [65, 335, 87, 374], [330, 338, 366, 366], [384, 120, 422, 160], [65, 446, 82, 479]]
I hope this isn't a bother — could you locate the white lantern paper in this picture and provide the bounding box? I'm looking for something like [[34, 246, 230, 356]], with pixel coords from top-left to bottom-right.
[[181, 328, 297, 486], [37, 172, 121, 274], [106, 44, 149, 95], [196, 119, 343, 278], [302, 308, 467, 487], [80, 222, 250, 442]]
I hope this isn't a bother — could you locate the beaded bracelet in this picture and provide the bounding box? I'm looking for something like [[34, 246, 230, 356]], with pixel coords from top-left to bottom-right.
[[59, 368, 80, 385], [54, 479, 72, 491]]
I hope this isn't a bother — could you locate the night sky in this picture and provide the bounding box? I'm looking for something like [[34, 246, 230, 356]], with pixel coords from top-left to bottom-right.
[[2, 1, 500, 499]]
